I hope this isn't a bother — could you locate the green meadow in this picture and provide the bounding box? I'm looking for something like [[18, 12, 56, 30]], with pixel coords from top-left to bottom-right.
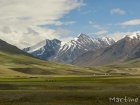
[[0, 51, 140, 105], [0, 76, 140, 105]]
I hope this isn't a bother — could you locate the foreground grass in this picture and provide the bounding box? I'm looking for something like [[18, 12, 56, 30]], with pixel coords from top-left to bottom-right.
[[0, 76, 140, 105]]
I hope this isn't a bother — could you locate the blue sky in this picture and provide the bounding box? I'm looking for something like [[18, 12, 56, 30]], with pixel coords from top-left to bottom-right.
[[55, 0, 140, 38], [0, 0, 140, 48]]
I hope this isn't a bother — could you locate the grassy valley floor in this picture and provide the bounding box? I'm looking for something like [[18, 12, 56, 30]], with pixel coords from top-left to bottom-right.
[[0, 46, 140, 105], [0, 76, 140, 105]]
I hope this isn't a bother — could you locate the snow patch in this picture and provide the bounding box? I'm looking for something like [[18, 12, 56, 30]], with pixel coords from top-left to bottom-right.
[[126, 31, 140, 39]]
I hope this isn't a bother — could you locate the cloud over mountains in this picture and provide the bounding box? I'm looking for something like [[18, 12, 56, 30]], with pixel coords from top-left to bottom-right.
[[0, 0, 83, 48]]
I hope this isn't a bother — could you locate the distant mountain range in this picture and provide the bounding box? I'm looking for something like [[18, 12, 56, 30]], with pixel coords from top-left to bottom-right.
[[73, 32, 140, 66], [0, 32, 140, 76], [0, 38, 140, 77], [23, 33, 115, 63], [22, 32, 140, 66]]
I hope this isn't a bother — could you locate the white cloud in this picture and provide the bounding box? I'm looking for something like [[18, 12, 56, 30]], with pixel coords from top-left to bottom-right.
[[121, 19, 140, 26], [0, 26, 65, 48], [111, 8, 126, 15], [95, 30, 108, 35], [0, 0, 84, 48]]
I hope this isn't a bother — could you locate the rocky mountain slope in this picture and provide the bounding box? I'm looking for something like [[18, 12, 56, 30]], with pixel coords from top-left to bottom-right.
[[52, 33, 115, 63], [73, 32, 140, 66], [23, 39, 61, 60], [24, 33, 115, 63]]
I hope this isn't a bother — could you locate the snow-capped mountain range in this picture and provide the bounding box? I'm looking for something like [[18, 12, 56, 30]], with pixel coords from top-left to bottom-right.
[[73, 31, 140, 66], [23, 33, 115, 63], [52, 33, 115, 63]]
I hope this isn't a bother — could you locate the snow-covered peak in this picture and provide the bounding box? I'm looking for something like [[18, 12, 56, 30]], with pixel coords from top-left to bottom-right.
[[126, 31, 140, 39], [77, 33, 90, 39], [77, 33, 100, 44], [58, 34, 114, 53], [24, 39, 61, 53]]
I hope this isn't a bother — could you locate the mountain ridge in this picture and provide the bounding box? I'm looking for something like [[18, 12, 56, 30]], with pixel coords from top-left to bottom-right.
[[23, 33, 115, 63], [73, 32, 140, 66], [23, 39, 61, 60], [0, 39, 32, 56]]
